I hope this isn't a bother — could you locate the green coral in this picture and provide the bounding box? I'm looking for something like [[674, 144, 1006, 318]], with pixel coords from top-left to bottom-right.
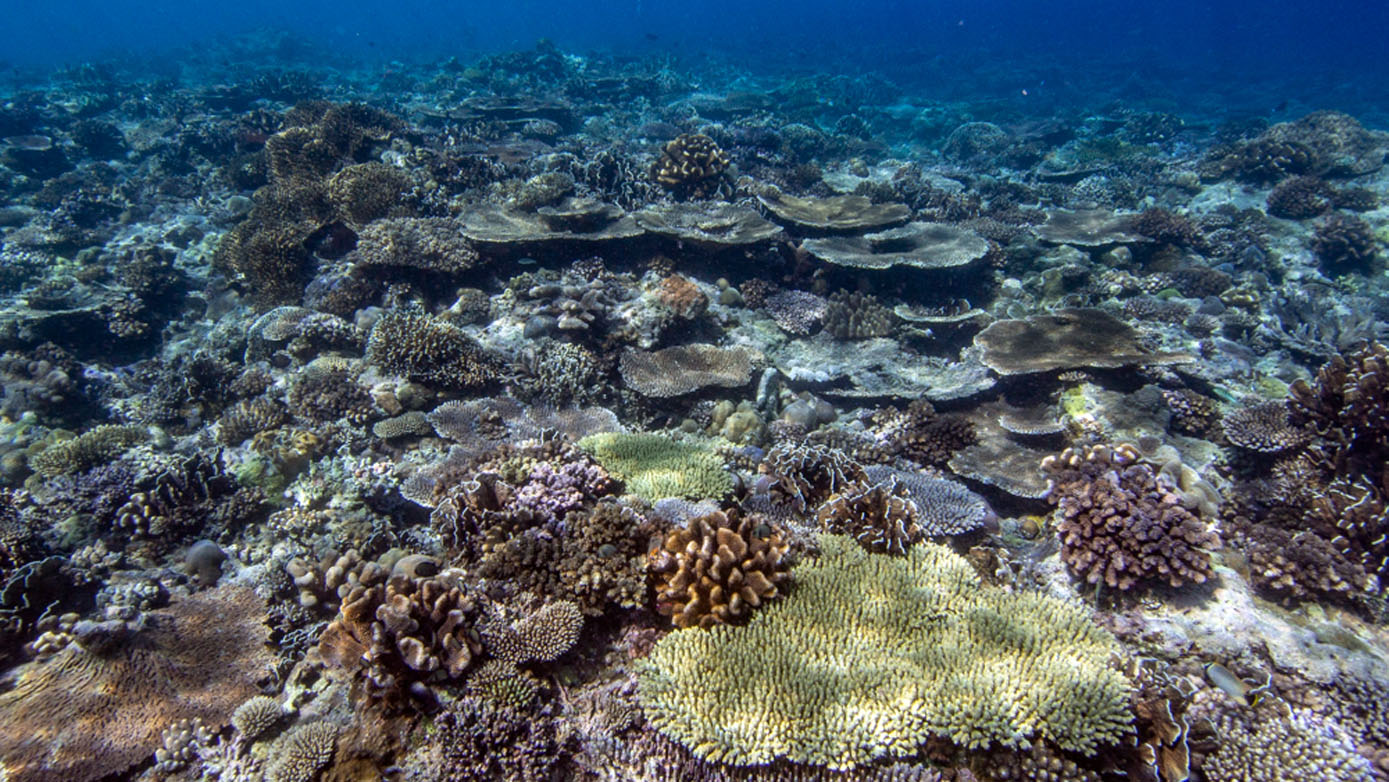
[[637, 535, 1133, 769], [577, 432, 732, 502]]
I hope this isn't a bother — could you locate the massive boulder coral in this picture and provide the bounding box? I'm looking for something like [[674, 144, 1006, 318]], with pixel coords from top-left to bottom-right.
[[648, 509, 791, 629], [638, 535, 1133, 769], [1042, 443, 1220, 591]]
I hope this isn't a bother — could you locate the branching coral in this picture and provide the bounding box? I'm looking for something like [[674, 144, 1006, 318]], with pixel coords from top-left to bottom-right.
[[638, 534, 1133, 769], [318, 569, 483, 710], [649, 509, 791, 629], [365, 310, 504, 391], [761, 442, 868, 514], [651, 133, 729, 198], [1043, 443, 1220, 591], [817, 477, 923, 555]]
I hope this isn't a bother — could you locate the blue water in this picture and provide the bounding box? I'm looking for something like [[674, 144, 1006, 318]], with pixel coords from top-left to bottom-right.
[[4, 0, 1387, 121]]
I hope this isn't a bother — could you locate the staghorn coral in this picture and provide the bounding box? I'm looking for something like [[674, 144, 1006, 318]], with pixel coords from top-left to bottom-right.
[[652, 133, 730, 197], [578, 432, 733, 502], [481, 599, 584, 664], [1266, 175, 1335, 219], [1043, 443, 1220, 591], [231, 695, 285, 742], [426, 696, 562, 782], [817, 477, 923, 555], [872, 399, 978, 470], [327, 161, 409, 224], [286, 360, 375, 425], [217, 397, 288, 445], [266, 722, 339, 782], [648, 509, 791, 629], [618, 344, 759, 397], [1127, 208, 1205, 248], [467, 659, 543, 709], [0, 586, 274, 782], [365, 310, 504, 391], [638, 534, 1133, 769], [26, 424, 146, 477], [1162, 388, 1223, 440], [317, 569, 483, 710]]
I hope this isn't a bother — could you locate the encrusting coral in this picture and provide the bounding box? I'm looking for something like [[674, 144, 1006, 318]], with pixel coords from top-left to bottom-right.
[[638, 534, 1133, 769]]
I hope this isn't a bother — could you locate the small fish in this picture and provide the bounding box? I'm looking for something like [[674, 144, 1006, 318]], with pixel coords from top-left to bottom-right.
[[1272, 100, 1288, 114], [1204, 662, 1271, 707], [645, 32, 660, 41]]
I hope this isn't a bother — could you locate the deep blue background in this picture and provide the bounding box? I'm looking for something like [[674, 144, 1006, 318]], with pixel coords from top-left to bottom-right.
[[2, 0, 1386, 116]]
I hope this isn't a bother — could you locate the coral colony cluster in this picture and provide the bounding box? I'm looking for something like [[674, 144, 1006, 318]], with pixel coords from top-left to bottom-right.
[[1, 32, 1389, 782]]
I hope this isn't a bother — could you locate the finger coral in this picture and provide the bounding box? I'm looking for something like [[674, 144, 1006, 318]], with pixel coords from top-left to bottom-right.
[[1043, 443, 1220, 591], [638, 534, 1133, 768], [648, 509, 791, 629]]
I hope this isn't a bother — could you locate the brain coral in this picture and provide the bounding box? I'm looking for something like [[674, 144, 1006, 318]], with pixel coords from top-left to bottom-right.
[[638, 535, 1133, 769], [578, 432, 733, 502]]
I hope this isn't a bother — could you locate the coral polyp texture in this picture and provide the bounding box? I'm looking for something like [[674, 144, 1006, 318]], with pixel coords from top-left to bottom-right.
[[1043, 443, 1220, 591], [638, 534, 1133, 769]]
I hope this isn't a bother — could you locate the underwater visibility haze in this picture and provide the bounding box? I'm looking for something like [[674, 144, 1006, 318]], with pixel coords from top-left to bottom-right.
[[1, 1, 1388, 781]]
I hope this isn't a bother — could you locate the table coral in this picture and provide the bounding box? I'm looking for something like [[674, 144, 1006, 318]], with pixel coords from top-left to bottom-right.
[[638, 534, 1133, 768]]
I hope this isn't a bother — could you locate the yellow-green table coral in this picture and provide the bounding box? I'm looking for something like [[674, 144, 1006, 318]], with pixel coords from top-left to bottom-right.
[[577, 432, 732, 502], [637, 535, 1133, 769]]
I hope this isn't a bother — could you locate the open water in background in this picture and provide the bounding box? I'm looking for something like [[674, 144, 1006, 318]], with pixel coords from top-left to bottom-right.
[[2, 0, 1388, 122]]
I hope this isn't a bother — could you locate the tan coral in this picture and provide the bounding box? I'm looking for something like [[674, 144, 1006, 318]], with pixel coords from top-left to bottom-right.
[[649, 509, 791, 629]]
